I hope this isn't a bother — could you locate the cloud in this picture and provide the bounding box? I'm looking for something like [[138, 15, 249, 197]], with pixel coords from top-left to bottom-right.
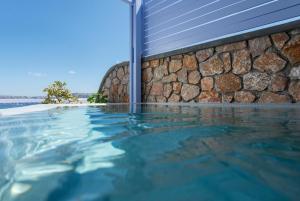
[[28, 72, 46, 77], [68, 70, 76, 75]]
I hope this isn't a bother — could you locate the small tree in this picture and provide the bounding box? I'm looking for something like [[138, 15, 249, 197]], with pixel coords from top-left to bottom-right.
[[87, 92, 108, 103], [42, 81, 78, 104]]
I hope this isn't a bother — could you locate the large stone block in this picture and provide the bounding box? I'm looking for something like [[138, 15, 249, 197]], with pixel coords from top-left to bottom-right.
[[232, 49, 252, 75], [215, 73, 241, 93], [163, 84, 173, 98], [234, 91, 256, 103], [104, 78, 111, 88], [183, 54, 198, 70], [162, 73, 177, 83], [150, 59, 160, 68], [216, 41, 247, 53], [270, 73, 288, 92], [222, 94, 233, 103], [199, 55, 224, 76], [112, 78, 120, 85], [249, 36, 272, 57], [289, 81, 300, 102], [177, 68, 188, 83], [168, 93, 181, 102], [156, 96, 167, 103], [253, 52, 286, 73], [142, 61, 150, 69], [150, 82, 163, 96], [271, 33, 289, 50], [221, 52, 232, 73], [196, 48, 214, 62], [282, 35, 300, 65], [169, 59, 182, 73], [188, 71, 201, 84], [173, 82, 182, 94], [258, 92, 290, 103], [201, 77, 214, 91], [153, 64, 168, 81], [243, 72, 270, 91], [198, 91, 221, 103], [142, 68, 153, 82], [121, 74, 129, 84], [181, 84, 200, 101], [117, 67, 125, 80]]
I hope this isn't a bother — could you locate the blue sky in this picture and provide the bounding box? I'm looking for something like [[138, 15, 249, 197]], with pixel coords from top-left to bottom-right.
[[0, 0, 129, 96]]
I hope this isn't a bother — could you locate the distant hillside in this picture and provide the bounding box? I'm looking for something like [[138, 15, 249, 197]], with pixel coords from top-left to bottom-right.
[[0, 95, 44, 99], [0, 93, 92, 99]]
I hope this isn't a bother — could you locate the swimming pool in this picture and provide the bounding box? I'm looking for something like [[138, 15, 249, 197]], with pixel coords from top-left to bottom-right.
[[0, 103, 39, 109], [0, 105, 300, 201]]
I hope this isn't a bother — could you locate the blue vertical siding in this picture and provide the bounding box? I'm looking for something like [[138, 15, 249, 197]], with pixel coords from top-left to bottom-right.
[[142, 0, 300, 57]]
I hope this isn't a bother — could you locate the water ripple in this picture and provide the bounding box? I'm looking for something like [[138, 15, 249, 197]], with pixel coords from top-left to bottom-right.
[[0, 105, 299, 201]]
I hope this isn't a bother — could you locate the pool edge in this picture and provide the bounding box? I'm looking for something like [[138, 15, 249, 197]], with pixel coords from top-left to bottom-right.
[[1, 103, 299, 117]]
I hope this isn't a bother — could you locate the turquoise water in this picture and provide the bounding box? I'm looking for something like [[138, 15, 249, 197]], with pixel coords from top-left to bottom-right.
[[0, 105, 300, 201], [0, 103, 38, 109]]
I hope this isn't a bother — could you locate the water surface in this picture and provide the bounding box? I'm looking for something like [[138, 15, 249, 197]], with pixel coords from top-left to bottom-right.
[[0, 105, 299, 201], [0, 103, 38, 109]]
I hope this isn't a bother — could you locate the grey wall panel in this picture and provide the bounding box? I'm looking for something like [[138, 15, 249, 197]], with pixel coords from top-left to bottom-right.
[[142, 0, 300, 57], [144, 0, 279, 39]]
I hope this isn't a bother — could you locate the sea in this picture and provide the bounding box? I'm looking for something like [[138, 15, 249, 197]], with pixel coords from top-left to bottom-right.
[[0, 99, 42, 109], [0, 98, 88, 109]]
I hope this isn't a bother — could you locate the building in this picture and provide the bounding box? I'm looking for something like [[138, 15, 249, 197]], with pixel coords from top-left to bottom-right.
[[100, 0, 300, 104]]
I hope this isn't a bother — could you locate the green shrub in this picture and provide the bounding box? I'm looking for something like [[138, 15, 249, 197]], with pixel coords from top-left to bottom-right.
[[88, 92, 108, 103], [42, 81, 78, 104]]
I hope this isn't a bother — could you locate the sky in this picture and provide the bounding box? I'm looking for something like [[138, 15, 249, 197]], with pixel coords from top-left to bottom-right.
[[0, 0, 129, 96]]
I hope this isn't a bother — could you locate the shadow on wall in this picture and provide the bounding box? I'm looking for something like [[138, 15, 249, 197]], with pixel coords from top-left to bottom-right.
[[98, 61, 129, 103]]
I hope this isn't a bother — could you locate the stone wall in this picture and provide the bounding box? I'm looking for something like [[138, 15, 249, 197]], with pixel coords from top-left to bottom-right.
[[98, 61, 129, 103], [142, 28, 300, 103]]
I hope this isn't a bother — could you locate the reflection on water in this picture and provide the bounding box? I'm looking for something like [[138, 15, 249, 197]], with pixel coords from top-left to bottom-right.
[[0, 105, 300, 201]]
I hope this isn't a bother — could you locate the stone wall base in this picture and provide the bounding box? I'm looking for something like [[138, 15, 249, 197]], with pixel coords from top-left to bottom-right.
[[142, 28, 300, 104]]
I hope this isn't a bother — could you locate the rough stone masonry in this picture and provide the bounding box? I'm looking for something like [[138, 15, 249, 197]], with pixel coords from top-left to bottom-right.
[[100, 28, 300, 104], [99, 62, 129, 103]]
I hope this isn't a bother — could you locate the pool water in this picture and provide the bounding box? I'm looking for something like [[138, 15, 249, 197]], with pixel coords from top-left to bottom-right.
[[0, 103, 38, 109], [0, 105, 300, 201]]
